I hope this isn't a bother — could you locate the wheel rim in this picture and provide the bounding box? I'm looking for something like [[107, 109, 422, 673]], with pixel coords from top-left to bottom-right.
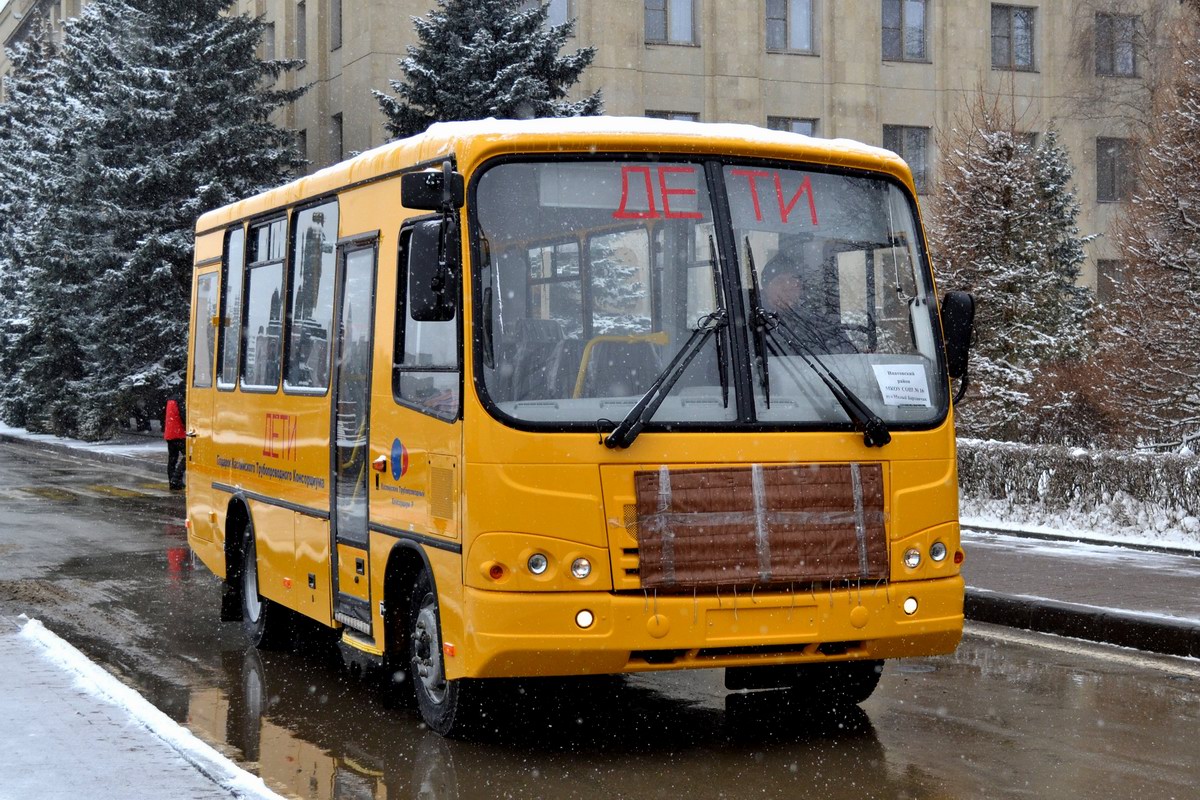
[[242, 548, 262, 623], [412, 595, 447, 704]]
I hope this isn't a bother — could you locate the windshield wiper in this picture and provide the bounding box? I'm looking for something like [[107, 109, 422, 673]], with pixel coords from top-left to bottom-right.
[[744, 238, 771, 406], [743, 241, 890, 448], [604, 310, 727, 449]]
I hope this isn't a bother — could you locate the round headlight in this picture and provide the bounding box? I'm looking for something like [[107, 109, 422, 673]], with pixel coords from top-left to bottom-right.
[[571, 558, 592, 579], [575, 609, 594, 628], [527, 553, 548, 574], [903, 548, 921, 569], [930, 541, 948, 562], [903, 597, 918, 615]]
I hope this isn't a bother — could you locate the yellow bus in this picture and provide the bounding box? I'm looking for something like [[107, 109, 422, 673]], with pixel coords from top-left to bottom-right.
[[186, 117, 976, 736]]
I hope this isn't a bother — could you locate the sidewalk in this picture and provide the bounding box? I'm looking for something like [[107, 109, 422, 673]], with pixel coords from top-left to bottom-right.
[[0, 616, 281, 800], [962, 528, 1200, 658], [0, 423, 167, 476]]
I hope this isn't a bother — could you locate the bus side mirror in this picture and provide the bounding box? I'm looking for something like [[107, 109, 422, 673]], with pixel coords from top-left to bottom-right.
[[941, 290, 975, 380], [408, 219, 458, 322], [402, 166, 465, 211]]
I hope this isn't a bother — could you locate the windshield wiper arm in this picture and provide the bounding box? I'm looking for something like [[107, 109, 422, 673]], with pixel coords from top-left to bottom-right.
[[604, 310, 727, 450], [757, 308, 891, 448], [744, 237, 771, 406]]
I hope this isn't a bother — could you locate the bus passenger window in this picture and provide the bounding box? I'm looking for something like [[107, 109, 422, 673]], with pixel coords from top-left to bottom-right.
[[285, 201, 338, 391], [216, 227, 245, 388], [242, 218, 286, 391], [394, 225, 460, 418], [192, 273, 217, 388]]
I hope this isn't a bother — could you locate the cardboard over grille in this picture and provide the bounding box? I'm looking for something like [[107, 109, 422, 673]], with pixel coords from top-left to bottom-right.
[[633, 464, 888, 588]]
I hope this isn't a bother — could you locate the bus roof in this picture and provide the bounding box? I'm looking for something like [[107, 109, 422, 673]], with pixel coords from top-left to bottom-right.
[[196, 116, 913, 234]]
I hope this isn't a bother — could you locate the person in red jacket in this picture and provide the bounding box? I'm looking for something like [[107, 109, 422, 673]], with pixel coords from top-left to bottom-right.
[[164, 399, 187, 491]]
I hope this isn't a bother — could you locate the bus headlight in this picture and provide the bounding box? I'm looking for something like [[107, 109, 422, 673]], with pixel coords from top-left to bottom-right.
[[930, 541, 948, 562], [903, 548, 921, 569], [527, 553, 548, 574], [571, 558, 592, 579]]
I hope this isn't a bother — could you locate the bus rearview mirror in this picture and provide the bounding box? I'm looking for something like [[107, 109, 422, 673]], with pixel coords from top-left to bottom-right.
[[941, 290, 975, 380], [402, 168, 465, 211], [408, 219, 458, 322]]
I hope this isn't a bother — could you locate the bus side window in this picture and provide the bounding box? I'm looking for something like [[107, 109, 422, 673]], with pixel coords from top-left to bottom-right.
[[394, 224, 460, 419], [284, 201, 338, 392], [192, 273, 218, 388], [216, 227, 245, 389], [241, 218, 287, 392]]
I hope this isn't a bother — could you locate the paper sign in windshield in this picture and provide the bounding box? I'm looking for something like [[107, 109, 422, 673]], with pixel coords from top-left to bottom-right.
[[872, 364, 931, 407]]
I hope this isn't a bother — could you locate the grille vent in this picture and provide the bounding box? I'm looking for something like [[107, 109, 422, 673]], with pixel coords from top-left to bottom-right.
[[430, 467, 454, 520], [623, 503, 639, 539]]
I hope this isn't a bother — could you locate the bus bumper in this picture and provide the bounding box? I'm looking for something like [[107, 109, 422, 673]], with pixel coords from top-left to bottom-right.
[[456, 576, 963, 679]]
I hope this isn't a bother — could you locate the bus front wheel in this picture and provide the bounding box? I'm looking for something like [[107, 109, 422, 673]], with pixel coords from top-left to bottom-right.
[[240, 523, 290, 650], [409, 571, 475, 737]]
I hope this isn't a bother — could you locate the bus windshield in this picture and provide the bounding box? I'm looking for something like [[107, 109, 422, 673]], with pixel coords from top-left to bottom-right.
[[473, 158, 946, 430]]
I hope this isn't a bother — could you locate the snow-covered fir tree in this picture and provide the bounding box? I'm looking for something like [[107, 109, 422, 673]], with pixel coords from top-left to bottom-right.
[[930, 95, 1094, 441], [1106, 5, 1200, 445], [376, 0, 602, 139], [0, 17, 85, 432], [0, 0, 304, 439]]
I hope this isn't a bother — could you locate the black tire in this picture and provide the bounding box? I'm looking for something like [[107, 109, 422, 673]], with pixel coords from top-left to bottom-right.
[[408, 570, 476, 736], [240, 522, 291, 650], [725, 659, 884, 705]]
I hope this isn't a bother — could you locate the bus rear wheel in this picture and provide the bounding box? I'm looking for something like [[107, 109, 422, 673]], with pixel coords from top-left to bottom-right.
[[725, 659, 883, 705], [409, 571, 476, 737], [240, 523, 290, 650]]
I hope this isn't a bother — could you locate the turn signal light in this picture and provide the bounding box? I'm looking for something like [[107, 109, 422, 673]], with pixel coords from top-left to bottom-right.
[[954, 550, 965, 565], [488, 563, 506, 581]]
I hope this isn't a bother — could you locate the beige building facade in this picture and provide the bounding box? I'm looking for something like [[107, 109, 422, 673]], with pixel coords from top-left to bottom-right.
[[0, 0, 1183, 290]]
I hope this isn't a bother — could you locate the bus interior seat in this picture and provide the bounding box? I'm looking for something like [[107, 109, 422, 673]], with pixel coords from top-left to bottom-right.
[[576, 339, 663, 398], [510, 318, 565, 401]]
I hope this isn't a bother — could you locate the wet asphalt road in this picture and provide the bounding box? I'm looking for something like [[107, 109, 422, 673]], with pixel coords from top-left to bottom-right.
[[0, 441, 1197, 800]]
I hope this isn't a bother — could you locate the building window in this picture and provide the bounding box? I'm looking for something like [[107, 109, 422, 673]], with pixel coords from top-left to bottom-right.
[[1096, 260, 1125, 304], [296, 1, 307, 61], [883, 124, 930, 193], [767, 116, 818, 136], [882, 0, 927, 61], [331, 113, 344, 164], [991, 4, 1035, 71], [261, 22, 276, 61], [1096, 137, 1134, 202], [294, 129, 308, 164], [645, 0, 695, 45], [1095, 13, 1137, 77], [646, 110, 700, 121], [331, 0, 342, 50], [766, 0, 814, 53]]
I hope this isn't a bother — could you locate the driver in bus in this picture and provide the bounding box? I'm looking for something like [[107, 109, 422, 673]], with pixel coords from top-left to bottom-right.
[[761, 235, 855, 354]]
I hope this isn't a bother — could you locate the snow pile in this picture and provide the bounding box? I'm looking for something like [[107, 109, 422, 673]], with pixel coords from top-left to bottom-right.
[[958, 438, 1200, 550], [18, 618, 284, 800]]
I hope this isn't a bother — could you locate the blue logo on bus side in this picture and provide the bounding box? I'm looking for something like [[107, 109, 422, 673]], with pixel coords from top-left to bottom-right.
[[391, 438, 409, 480]]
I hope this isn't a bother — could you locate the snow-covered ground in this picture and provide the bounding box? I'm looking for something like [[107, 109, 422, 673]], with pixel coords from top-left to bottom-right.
[[15, 617, 283, 800], [0, 422, 163, 459], [961, 497, 1200, 553]]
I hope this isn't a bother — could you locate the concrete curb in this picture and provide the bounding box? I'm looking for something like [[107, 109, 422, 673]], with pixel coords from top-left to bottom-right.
[[0, 431, 165, 479], [965, 588, 1200, 659]]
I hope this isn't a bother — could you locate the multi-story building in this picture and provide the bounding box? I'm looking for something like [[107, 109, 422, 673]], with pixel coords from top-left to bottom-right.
[[0, 0, 1182, 290]]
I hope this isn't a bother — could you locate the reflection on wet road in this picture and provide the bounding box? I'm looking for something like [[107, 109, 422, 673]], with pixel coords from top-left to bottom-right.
[[0, 442, 1197, 799]]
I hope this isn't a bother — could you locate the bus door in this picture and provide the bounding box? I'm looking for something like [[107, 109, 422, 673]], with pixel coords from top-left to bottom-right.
[[187, 264, 220, 535], [330, 239, 378, 636]]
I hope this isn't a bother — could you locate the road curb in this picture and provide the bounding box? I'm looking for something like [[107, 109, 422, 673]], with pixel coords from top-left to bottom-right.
[[0, 432, 165, 480], [965, 588, 1200, 659]]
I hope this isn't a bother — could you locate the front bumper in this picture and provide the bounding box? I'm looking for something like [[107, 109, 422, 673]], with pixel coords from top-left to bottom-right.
[[455, 575, 964, 678]]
